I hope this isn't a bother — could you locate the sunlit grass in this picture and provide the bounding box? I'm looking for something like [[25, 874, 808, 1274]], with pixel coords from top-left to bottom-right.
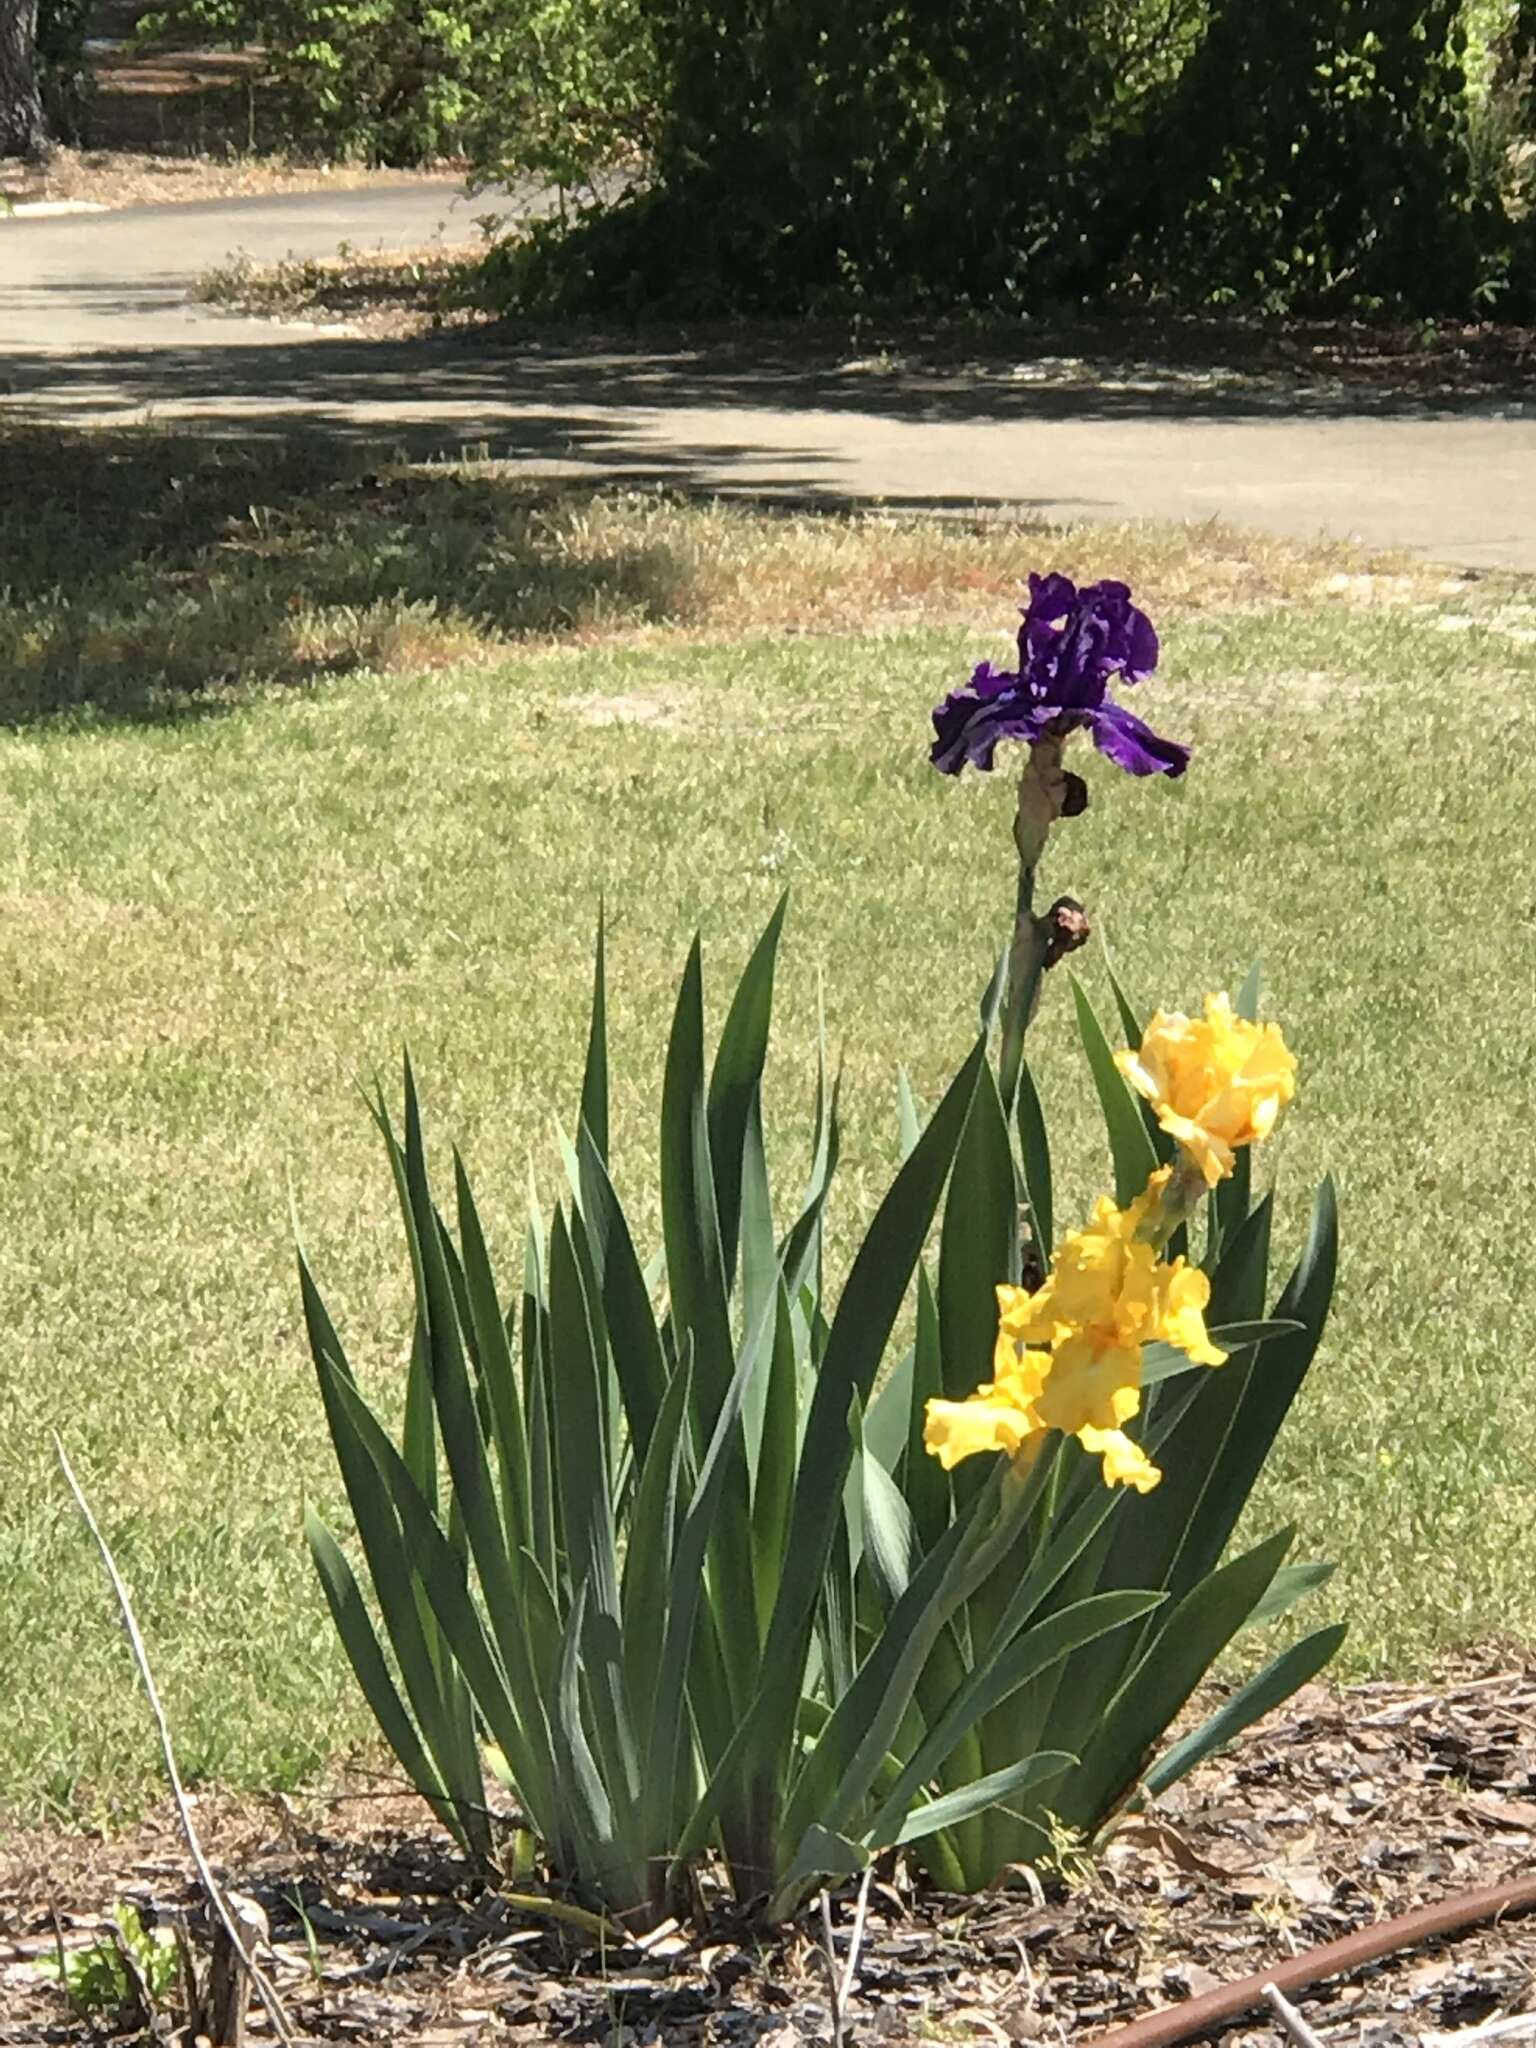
[[2, 439, 1534, 1827]]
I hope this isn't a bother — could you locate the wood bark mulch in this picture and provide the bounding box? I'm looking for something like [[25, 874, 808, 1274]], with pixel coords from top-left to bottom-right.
[[5, 1666, 1536, 2046]]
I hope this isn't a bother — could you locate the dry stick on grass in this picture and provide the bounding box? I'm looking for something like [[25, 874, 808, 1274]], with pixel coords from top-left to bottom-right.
[[53, 1433, 298, 2048]]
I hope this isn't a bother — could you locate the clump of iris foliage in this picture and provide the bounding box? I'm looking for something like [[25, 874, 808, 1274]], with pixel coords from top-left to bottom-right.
[[301, 572, 1341, 1930]]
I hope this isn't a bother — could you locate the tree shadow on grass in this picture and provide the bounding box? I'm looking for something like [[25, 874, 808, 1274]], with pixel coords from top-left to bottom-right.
[[0, 418, 1093, 731], [0, 425, 728, 728]]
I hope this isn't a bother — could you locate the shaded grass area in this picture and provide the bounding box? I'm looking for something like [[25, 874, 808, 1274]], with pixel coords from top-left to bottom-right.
[[2, 431, 1534, 1828], [0, 423, 1448, 727]]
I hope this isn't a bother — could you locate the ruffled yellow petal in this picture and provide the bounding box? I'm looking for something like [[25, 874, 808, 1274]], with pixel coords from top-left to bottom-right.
[[1077, 1425, 1163, 1492], [923, 1394, 1043, 1469], [1034, 1331, 1142, 1435], [1154, 1261, 1227, 1367]]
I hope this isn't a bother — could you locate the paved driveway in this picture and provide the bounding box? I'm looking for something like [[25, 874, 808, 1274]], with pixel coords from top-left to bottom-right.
[[4, 184, 1533, 571]]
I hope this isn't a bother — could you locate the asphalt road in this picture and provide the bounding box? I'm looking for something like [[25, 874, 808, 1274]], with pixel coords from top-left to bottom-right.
[[4, 183, 1533, 571]]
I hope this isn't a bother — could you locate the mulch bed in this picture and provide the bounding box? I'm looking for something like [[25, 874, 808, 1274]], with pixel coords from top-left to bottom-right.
[[6, 1667, 1536, 2046]]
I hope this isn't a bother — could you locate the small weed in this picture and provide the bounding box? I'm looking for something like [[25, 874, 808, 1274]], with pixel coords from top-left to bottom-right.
[[37, 1902, 177, 2021]]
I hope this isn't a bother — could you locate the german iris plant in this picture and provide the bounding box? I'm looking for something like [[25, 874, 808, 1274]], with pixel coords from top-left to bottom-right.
[[301, 566, 1340, 1928]]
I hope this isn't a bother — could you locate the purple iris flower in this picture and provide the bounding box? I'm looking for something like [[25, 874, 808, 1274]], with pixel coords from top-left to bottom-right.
[[930, 572, 1190, 778]]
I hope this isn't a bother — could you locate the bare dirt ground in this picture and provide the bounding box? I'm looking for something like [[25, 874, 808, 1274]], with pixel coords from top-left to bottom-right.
[[6, 1666, 1536, 2047]]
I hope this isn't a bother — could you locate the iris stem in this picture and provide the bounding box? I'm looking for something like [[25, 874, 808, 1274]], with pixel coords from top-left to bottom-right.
[[998, 737, 1068, 1110]]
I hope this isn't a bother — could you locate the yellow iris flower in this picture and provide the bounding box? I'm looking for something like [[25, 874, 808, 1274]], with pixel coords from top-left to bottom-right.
[[925, 1172, 1227, 1491], [1114, 993, 1297, 1189]]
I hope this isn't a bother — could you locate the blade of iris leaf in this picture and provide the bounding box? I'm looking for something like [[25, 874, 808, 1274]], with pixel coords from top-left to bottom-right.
[[552, 1578, 621, 1891], [453, 1150, 532, 1559], [621, 1362, 692, 1746], [904, 1267, 951, 1553], [580, 902, 609, 1167], [780, 1448, 1068, 1889], [661, 935, 734, 1424], [402, 1318, 440, 1520], [979, 948, 1008, 1039], [1015, 1058, 1053, 1259], [864, 1341, 914, 1478], [890, 1752, 1076, 1849], [299, 1253, 466, 1809], [864, 1590, 1161, 1853], [659, 937, 761, 1713], [776, 1823, 869, 1895], [1052, 1526, 1296, 1832], [1234, 961, 1263, 1021], [578, 1596, 643, 1872], [737, 1094, 779, 1481], [778, 1072, 842, 1326], [1140, 1621, 1345, 1803], [1071, 978, 1159, 1205], [396, 1067, 559, 1769], [707, 893, 787, 1289], [548, 1208, 618, 1623], [751, 1283, 798, 1635], [522, 1217, 557, 1585], [641, 1265, 788, 1896], [735, 1038, 988, 1862], [437, 1220, 497, 1461], [567, 1195, 617, 1482], [305, 1506, 482, 1854], [771, 1498, 982, 1870], [1126, 1195, 1276, 1627], [1139, 1320, 1301, 1390], [1244, 1558, 1335, 1631], [861, 1439, 917, 1612], [577, 1130, 669, 1470], [318, 1351, 557, 1837], [821, 1490, 858, 1702], [1103, 952, 1176, 1171], [937, 1058, 1017, 1402], [1169, 1179, 1338, 1599]]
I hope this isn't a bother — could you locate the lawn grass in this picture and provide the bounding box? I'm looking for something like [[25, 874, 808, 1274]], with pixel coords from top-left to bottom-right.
[[2, 427, 1534, 1827]]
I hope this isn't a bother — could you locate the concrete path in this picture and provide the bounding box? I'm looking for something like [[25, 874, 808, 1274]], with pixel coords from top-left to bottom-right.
[[4, 184, 1534, 571]]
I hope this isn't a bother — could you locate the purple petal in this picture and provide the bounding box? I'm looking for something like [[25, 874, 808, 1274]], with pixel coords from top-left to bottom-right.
[[1025, 571, 1078, 625], [1088, 701, 1190, 778], [969, 659, 1016, 700], [930, 680, 1046, 774], [1123, 606, 1159, 682]]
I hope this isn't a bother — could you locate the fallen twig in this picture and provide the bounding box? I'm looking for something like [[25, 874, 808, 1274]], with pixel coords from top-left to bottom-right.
[[1264, 1981, 1329, 2048], [839, 1867, 874, 2010], [55, 1433, 298, 2047], [819, 1888, 846, 2048]]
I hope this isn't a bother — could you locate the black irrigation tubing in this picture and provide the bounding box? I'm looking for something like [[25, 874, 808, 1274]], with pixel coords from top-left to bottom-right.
[[1086, 1874, 1536, 2048]]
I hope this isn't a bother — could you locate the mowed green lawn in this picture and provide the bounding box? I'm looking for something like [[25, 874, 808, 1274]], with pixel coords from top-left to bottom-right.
[[2, 494, 1534, 1826]]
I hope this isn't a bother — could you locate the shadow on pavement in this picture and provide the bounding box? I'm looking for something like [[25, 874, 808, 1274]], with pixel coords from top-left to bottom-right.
[[7, 315, 1531, 455]]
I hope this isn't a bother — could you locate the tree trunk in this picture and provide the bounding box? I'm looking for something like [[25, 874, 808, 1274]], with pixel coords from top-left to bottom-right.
[[0, 0, 50, 161]]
